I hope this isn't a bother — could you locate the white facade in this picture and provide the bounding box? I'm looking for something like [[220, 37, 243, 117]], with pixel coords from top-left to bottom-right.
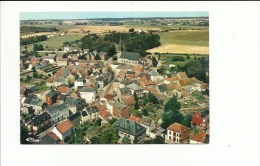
[[64, 46, 72, 52], [48, 108, 69, 125], [80, 91, 96, 103], [74, 80, 84, 89], [167, 129, 181, 143]]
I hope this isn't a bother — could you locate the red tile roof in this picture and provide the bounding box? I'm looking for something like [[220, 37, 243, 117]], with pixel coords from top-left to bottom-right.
[[104, 94, 114, 101], [48, 131, 59, 141], [167, 123, 189, 133], [190, 132, 206, 143], [129, 115, 141, 123], [56, 119, 74, 134]]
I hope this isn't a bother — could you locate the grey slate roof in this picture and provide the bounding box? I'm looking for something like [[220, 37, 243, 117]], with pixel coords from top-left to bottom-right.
[[29, 112, 50, 126], [61, 68, 71, 77], [120, 52, 141, 62], [119, 87, 131, 95], [54, 76, 68, 83], [127, 83, 142, 91], [148, 71, 160, 76], [113, 101, 125, 111], [81, 111, 88, 117], [113, 118, 146, 136], [86, 106, 99, 114], [80, 87, 95, 93], [64, 97, 83, 106], [46, 103, 68, 114], [46, 90, 59, 97], [157, 84, 167, 92]]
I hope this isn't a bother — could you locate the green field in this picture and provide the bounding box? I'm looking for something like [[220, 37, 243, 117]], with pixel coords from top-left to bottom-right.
[[156, 30, 209, 47], [21, 35, 83, 52]]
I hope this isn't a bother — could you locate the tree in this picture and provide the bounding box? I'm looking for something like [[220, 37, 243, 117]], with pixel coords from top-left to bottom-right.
[[186, 54, 191, 59], [94, 119, 102, 126], [134, 100, 140, 109], [25, 75, 31, 82], [152, 57, 158, 67], [20, 126, 29, 144], [134, 92, 138, 101], [24, 46, 27, 49], [129, 28, 135, 32], [63, 53, 69, 58], [142, 109, 148, 116], [38, 44, 44, 51], [33, 44, 38, 52], [147, 91, 159, 104], [33, 72, 38, 78], [164, 96, 181, 112], [90, 136, 99, 144], [32, 67, 36, 72], [96, 125, 118, 144], [58, 48, 62, 51], [142, 93, 148, 105], [158, 53, 161, 60]]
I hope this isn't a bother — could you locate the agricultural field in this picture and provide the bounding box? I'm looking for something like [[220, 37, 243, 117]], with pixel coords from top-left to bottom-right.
[[20, 35, 83, 52], [147, 30, 209, 54]]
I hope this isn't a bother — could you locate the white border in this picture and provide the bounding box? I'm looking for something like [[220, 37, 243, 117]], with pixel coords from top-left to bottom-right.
[[1, 1, 259, 166]]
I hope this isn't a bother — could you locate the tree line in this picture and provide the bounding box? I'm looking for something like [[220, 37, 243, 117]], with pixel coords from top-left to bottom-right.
[[80, 35, 116, 57], [20, 35, 47, 46], [20, 26, 58, 33], [104, 30, 161, 56]]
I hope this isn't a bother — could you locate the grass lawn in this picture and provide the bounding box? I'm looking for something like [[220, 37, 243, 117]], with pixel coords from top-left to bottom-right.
[[35, 86, 50, 93], [156, 30, 209, 47], [20, 35, 83, 52]]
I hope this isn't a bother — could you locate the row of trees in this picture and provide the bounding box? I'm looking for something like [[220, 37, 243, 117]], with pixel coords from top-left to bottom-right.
[[33, 44, 44, 52], [80, 35, 116, 57], [104, 31, 161, 56], [20, 26, 58, 33], [20, 35, 47, 46]]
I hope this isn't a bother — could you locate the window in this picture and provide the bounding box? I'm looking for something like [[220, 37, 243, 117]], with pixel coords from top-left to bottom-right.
[[169, 136, 171, 140], [169, 131, 171, 135]]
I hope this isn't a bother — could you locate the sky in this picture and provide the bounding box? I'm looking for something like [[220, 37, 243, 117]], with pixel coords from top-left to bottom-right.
[[20, 12, 208, 20]]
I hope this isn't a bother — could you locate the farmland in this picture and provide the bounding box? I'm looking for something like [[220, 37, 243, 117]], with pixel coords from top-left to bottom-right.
[[20, 35, 83, 52]]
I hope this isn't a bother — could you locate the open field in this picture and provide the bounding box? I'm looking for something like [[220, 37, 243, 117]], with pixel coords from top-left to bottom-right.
[[21, 32, 58, 38], [20, 35, 82, 52], [147, 44, 209, 54], [157, 30, 209, 46], [68, 25, 130, 33]]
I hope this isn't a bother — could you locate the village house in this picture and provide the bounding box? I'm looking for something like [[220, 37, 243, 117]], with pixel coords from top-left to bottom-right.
[[26, 112, 51, 134], [79, 87, 96, 104], [53, 76, 71, 87], [165, 123, 190, 144], [52, 119, 75, 141], [75, 78, 86, 89], [112, 118, 146, 144], [40, 131, 62, 144], [56, 94, 66, 105], [190, 132, 207, 144], [139, 116, 156, 137], [112, 101, 130, 119], [45, 103, 70, 125], [64, 96, 86, 114], [148, 70, 162, 82], [192, 111, 209, 131], [126, 83, 143, 97], [112, 78, 120, 92], [57, 84, 71, 95], [56, 58, 68, 67], [42, 54, 56, 64], [45, 89, 59, 106], [157, 84, 168, 96], [64, 45, 72, 52], [118, 86, 132, 103]]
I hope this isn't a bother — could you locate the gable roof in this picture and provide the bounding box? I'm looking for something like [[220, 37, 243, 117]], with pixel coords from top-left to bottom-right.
[[45, 90, 59, 97], [167, 123, 189, 133], [112, 118, 146, 136], [56, 119, 74, 134], [148, 70, 160, 76], [46, 103, 68, 114], [177, 72, 188, 80], [80, 87, 95, 93], [41, 131, 60, 144], [64, 97, 83, 106], [29, 112, 50, 126], [119, 87, 131, 95], [120, 52, 141, 62], [127, 83, 142, 91], [129, 115, 141, 123], [190, 132, 206, 143], [157, 84, 167, 92], [86, 106, 99, 114], [113, 101, 126, 111]]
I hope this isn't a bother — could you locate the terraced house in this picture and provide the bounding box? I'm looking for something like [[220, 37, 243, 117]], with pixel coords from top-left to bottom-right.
[[45, 103, 70, 125]]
